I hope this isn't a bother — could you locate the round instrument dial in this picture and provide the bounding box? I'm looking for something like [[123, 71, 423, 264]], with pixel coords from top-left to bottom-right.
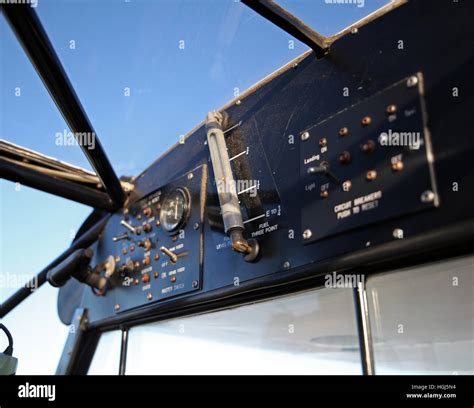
[[159, 188, 191, 233]]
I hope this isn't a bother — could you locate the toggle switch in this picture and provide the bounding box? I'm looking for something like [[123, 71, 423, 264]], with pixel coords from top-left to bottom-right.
[[120, 220, 137, 234], [112, 233, 130, 242], [138, 238, 152, 250], [160, 246, 178, 263]]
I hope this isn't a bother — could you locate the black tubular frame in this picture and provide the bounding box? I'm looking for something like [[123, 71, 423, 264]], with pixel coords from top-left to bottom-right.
[[0, 158, 115, 211], [1, 4, 125, 209], [242, 0, 329, 58], [241, 0, 407, 59]]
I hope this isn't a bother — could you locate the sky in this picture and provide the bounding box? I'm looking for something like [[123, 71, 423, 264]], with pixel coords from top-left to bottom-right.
[[0, 0, 389, 374]]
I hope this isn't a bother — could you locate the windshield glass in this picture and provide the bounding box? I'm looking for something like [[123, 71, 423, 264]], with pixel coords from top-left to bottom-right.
[[275, 0, 394, 37]]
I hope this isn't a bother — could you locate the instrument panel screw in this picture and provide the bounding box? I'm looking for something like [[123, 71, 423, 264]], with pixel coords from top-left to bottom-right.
[[192, 280, 199, 288], [283, 261, 291, 269], [147, 293, 153, 301], [386, 104, 397, 114], [361, 116, 372, 126], [421, 190, 435, 203], [406, 76, 418, 88], [351, 27, 358, 34], [303, 229, 313, 240], [114, 304, 120, 312], [339, 150, 352, 165], [301, 131, 310, 141], [339, 127, 349, 137], [366, 170, 377, 181], [393, 228, 404, 239], [187, 172, 194, 180], [193, 222, 200, 230], [236, 100, 241, 105], [392, 161, 404, 172]]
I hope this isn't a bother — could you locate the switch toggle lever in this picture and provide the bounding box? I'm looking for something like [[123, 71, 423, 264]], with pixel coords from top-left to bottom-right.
[[160, 246, 178, 264], [112, 232, 130, 242], [307, 162, 339, 183], [120, 220, 137, 234]]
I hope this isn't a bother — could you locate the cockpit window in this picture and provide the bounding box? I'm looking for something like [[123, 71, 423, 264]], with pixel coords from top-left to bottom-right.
[[271, 0, 399, 37], [0, 13, 93, 172]]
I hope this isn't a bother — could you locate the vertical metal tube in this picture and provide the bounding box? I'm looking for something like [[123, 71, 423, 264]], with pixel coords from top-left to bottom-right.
[[353, 278, 375, 375], [205, 112, 259, 261], [119, 328, 129, 375], [206, 112, 245, 235]]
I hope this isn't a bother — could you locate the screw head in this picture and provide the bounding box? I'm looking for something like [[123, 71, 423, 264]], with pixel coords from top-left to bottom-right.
[[301, 131, 310, 141], [339, 151, 351, 164], [366, 170, 377, 181], [114, 304, 120, 311], [187, 173, 194, 180], [236, 100, 241, 105], [351, 27, 358, 34], [392, 161, 404, 172], [147, 293, 153, 301], [303, 229, 312, 240], [192, 280, 199, 288], [386, 104, 397, 114], [193, 222, 200, 230], [393, 228, 404, 239], [283, 261, 291, 269], [361, 139, 376, 154], [339, 127, 349, 137], [421, 190, 435, 203], [361, 116, 372, 126], [407, 76, 419, 88]]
